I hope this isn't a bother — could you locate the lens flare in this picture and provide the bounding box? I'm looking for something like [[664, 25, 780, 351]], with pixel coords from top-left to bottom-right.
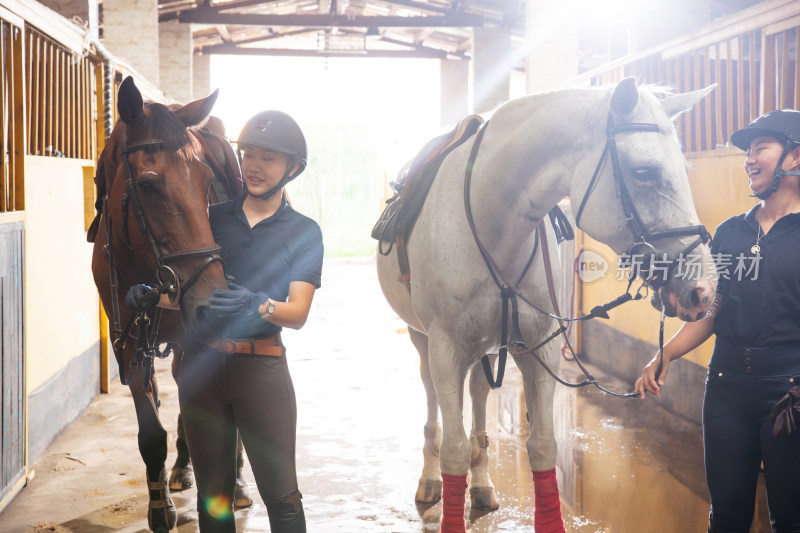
[[205, 494, 233, 520]]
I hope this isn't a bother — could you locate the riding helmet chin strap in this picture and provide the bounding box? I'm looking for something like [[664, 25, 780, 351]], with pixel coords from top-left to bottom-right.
[[246, 159, 299, 201], [752, 141, 800, 200]]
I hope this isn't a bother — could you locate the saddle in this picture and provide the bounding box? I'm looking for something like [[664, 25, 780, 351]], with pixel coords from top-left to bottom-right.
[[372, 115, 484, 288], [86, 126, 242, 243], [373, 115, 576, 292]]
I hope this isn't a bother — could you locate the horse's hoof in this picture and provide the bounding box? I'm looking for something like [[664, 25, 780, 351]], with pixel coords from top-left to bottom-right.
[[234, 477, 253, 509], [470, 486, 499, 511], [169, 464, 194, 491], [148, 503, 178, 533], [415, 478, 442, 504]]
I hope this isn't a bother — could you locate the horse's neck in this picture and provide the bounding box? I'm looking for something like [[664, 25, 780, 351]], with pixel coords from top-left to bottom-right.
[[470, 92, 604, 264]]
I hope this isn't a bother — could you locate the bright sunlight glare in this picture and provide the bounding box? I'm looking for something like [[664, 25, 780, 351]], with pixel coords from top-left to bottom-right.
[[209, 56, 442, 256]]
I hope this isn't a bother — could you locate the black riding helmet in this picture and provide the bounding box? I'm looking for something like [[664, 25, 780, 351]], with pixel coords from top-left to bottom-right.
[[237, 110, 307, 200], [730, 109, 800, 200]]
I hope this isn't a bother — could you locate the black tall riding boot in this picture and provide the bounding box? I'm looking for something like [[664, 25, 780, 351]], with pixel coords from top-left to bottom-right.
[[267, 492, 306, 533]]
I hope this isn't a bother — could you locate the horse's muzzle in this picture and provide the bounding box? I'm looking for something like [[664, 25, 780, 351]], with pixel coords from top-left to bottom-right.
[[653, 277, 715, 321]]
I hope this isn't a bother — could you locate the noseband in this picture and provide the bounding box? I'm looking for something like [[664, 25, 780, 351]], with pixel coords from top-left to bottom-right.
[[574, 113, 710, 287]]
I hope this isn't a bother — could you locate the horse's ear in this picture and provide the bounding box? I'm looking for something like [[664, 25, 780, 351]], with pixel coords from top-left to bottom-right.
[[117, 76, 143, 125], [610, 77, 639, 117], [661, 84, 717, 120], [172, 89, 219, 128]]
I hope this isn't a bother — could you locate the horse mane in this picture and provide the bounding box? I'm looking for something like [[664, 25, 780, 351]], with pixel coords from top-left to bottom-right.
[[143, 103, 192, 153]]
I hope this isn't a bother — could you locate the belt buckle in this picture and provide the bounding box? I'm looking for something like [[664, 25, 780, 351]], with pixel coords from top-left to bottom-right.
[[219, 340, 235, 354]]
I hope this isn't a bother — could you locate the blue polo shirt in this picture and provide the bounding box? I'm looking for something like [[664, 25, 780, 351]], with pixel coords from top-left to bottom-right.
[[711, 204, 800, 347], [209, 193, 323, 338]]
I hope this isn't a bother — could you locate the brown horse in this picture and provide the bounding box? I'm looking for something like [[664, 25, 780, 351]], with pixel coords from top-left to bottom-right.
[[89, 76, 241, 532]]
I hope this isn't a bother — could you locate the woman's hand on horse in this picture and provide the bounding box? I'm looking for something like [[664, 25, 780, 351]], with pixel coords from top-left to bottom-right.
[[634, 351, 670, 399], [209, 283, 269, 317], [125, 284, 160, 312]]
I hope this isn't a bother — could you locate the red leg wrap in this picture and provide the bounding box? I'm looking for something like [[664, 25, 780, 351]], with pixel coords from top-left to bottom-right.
[[441, 473, 468, 533], [532, 468, 565, 533]]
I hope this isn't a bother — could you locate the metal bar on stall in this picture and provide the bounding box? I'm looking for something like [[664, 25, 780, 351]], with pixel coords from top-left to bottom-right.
[[726, 38, 735, 140], [780, 30, 789, 109], [761, 32, 774, 114], [714, 42, 723, 149]]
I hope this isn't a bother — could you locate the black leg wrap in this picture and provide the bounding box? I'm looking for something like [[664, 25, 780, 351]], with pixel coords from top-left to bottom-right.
[[267, 491, 306, 533], [146, 467, 177, 533]]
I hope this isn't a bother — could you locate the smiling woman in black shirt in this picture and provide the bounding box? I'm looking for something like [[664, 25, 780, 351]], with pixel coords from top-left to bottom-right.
[[635, 109, 800, 533], [182, 110, 321, 533]]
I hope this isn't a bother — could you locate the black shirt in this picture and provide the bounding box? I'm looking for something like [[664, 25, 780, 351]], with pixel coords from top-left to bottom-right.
[[711, 204, 800, 347], [210, 194, 323, 338]]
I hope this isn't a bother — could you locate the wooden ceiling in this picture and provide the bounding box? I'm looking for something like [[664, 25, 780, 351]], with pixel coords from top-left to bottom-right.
[[157, 0, 764, 61], [160, 0, 522, 59]]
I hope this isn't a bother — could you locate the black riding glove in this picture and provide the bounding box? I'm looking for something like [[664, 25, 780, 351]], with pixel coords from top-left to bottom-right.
[[209, 283, 269, 317], [125, 284, 160, 312]]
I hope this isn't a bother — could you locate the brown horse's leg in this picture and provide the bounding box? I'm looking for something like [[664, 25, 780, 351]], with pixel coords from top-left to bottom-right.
[[169, 347, 195, 492], [127, 356, 177, 533]]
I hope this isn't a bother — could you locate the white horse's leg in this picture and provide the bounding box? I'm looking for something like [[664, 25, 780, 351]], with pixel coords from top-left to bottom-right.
[[408, 327, 443, 504], [513, 342, 565, 533], [427, 328, 471, 533], [468, 357, 499, 511]]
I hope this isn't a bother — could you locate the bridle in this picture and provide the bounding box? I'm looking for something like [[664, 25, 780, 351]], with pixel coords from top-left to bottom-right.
[[119, 128, 223, 299], [575, 113, 710, 288], [103, 126, 223, 385], [464, 111, 711, 396]]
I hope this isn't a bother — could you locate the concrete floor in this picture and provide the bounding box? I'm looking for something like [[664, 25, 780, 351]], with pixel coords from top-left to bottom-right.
[[0, 258, 772, 532]]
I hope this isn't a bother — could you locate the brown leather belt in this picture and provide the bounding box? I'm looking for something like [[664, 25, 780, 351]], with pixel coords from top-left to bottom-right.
[[206, 335, 283, 357]]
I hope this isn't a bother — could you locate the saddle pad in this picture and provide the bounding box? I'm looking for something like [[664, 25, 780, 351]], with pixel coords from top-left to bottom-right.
[[372, 114, 484, 244]]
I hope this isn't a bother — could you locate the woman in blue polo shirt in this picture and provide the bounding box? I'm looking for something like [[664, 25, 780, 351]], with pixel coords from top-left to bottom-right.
[[181, 110, 322, 532], [635, 110, 800, 532]]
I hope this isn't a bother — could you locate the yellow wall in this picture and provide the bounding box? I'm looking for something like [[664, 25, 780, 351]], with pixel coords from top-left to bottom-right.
[[24, 156, 99, 392], [579, 148, 757, 367]]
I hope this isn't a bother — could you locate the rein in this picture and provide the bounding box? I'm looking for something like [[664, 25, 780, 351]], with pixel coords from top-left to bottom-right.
[[464, 112, 710, 397], [103, 126, 224, 384]]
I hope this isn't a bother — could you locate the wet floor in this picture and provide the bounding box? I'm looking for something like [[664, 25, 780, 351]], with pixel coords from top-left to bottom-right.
[[1, 257, 771, 532]]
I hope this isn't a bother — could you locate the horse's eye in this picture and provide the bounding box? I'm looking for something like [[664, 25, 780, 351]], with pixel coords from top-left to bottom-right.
[[137, 181, 159, 195], [632, 167, 659, 187]]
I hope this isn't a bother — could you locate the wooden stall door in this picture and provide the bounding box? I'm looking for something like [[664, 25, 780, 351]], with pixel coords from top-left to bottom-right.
[[0, 221, 25, 511]]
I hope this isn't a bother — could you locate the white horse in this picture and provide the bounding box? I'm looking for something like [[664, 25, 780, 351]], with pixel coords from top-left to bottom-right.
[[377, 77, 717, 532]]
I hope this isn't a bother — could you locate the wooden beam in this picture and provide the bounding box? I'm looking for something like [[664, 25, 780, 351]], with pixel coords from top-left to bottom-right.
[[216, 24, 232, 41], [177, 10, 489, 28], [197, 28, 316, 49], [200, 43, 447, 58], [379, 0, 452, 15]]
